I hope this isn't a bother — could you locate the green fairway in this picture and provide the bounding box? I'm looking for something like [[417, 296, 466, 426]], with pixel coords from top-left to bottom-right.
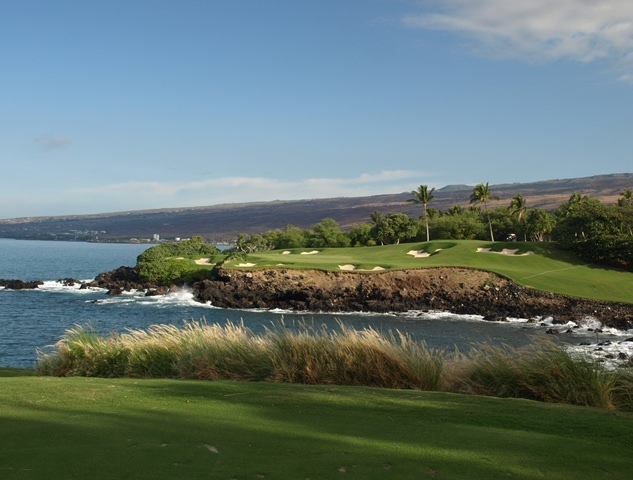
[[2, 375, 632, 480], [211, 240, 633, 303]]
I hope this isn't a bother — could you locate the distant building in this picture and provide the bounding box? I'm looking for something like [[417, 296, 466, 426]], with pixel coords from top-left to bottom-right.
[[153, 233, 160, 242]]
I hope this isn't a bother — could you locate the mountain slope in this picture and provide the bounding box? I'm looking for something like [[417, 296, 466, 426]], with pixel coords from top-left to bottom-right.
[[1, 173, 631, 241]]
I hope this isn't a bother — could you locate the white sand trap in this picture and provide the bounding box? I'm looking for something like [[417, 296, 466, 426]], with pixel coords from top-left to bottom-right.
[[276, 263, 285, 266], [301, 250, 320, 255], [372, 266, 385, 271], [408, 250, 431, 258], [194, 258, 211, 265], [281, 251, 291, 254], [477, 247, 534, 256], [237, 263, 256, 267], [338, 264, 357, 271]]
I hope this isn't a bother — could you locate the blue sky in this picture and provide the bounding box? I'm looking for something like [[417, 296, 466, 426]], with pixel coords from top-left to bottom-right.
[[2, 0, 632, 218]]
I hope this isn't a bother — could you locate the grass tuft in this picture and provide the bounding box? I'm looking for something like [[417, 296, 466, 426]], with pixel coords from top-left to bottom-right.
[[36, 321, 633, 411], [457, 339, 618, 409]]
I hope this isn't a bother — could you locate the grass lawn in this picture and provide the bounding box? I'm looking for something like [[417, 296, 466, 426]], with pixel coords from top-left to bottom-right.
[[2, 371, 633, 480], [205, 240, 633, 304]]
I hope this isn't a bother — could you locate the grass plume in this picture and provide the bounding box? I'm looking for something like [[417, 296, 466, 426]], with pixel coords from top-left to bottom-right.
[[36, 320, 633, 411]]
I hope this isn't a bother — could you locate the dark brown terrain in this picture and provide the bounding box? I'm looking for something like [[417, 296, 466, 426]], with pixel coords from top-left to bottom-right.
[[1, 173, 631, 242], [20, 265, 630, 328], [191, 267, 633, 329]]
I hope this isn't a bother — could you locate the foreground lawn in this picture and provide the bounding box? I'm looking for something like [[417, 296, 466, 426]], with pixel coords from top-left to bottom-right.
[[2, 374, 633, 479], [215, 240, 633, 303]]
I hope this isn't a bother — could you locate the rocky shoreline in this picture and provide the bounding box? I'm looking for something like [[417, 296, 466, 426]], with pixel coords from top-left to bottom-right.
[[3, 266, 633, 330]]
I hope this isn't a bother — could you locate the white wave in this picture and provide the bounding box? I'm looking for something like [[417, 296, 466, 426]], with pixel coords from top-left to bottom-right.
[[399, 310, 486, 322], [565, 339, 633, 369], [91, 288, 215, 309], [37, 280, 106, 294]]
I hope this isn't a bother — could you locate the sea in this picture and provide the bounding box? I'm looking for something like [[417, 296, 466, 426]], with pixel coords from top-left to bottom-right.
[[1, 238, 631, 369]]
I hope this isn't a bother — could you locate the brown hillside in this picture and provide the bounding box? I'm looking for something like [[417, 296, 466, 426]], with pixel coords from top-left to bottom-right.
[[1, 173, 631, 241]]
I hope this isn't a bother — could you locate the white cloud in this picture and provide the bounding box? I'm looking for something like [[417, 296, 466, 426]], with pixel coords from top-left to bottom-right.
[[35, 134, 73, 150], [0, 171, 433, 217], [74, 170, 431, 205], [404, 0, 633, 81], [0, 171, 445, 218]]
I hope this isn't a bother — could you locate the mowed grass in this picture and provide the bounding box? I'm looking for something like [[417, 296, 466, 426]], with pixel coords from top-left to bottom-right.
[[2, 372, 633, 480], [213, 240, 633, 304]]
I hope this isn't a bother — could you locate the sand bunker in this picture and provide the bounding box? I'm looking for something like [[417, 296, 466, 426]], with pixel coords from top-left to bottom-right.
[[407, 250, 431, 258], [281, 251, 291, 254], [338, 265, 385, 271], [236, 263, 256, 267], [300, 250, 320, 255], [476, 247, 534, 256], [194, 258, 211, 265], [338, 264, 356, 271]]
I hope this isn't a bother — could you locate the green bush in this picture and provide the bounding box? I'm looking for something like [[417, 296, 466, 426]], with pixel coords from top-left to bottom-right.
[[136, 236, 221, 284]]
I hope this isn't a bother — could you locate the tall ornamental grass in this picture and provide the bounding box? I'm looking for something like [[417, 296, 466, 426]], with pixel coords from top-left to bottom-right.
[[452, 340, 619, 409], [36, 320, 633, 411], [268, 321, 443, 390]]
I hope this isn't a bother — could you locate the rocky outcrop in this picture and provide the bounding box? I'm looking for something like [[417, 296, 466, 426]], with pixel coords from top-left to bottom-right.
[[0, 279, 44, 290], [192, 268, 633, 329], [5, 265, 631, 329], [87, 266, 151, 295]]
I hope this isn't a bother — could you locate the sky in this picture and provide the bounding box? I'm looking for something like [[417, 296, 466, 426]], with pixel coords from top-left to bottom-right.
[[2, 0, 633, 219]]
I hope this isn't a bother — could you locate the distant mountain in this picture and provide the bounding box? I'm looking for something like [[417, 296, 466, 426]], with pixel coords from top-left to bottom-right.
[[1, 173, 631, 243]]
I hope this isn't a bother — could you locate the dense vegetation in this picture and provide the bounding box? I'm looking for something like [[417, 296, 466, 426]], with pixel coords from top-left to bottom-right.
[[553, 192, 633, 270], [135, 236, 221, 284], [37, 321, 633, 411]]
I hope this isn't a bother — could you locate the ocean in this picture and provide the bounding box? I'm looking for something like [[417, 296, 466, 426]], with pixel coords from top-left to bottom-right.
[[0, 238, 630, 369]]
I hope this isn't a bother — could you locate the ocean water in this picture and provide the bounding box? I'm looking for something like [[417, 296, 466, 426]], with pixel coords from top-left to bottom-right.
[[0, 238, 631, 369]]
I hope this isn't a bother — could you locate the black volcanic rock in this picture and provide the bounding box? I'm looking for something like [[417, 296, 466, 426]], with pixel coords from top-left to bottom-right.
[[88, 266, 149, 292], [192, 268, 633, 329], [0, 279, 44, 290]]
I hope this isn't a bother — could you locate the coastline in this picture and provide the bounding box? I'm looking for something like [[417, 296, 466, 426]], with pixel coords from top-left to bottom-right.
[[191, 267, 633, 329], [4, 265, 633, 330]]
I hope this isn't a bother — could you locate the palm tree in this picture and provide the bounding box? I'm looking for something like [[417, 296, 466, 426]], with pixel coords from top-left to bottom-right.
[[370, 211, 386, 245], [470, 182, 500, 242], [370, 210, 384, 226], [617, 188, 633, 207], [408, 185, 435, 242], [509, 194, 527, 241]]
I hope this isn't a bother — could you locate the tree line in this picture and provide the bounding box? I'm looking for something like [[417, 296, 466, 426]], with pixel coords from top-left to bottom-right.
[[234, 185, 633, 271]]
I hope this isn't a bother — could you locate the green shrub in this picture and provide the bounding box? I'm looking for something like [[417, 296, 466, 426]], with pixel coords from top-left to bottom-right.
[[135, 236, 221, 284]]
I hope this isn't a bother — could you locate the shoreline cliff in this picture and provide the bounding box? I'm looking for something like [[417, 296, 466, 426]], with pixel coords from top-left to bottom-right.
[[191, 267, 633, 329], [4, 266, 632, 329]]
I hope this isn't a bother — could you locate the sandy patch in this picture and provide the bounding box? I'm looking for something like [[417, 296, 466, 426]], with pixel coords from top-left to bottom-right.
[[281, 251, 291, 254], [477, 247, 534, 256], [371, 266, 386, 271], [338, 264, 356, 271], [194, 258, 211, 265], [301, 250, 320, 255], [407, 250, 431, 258], [236, 263, 256, 267]]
